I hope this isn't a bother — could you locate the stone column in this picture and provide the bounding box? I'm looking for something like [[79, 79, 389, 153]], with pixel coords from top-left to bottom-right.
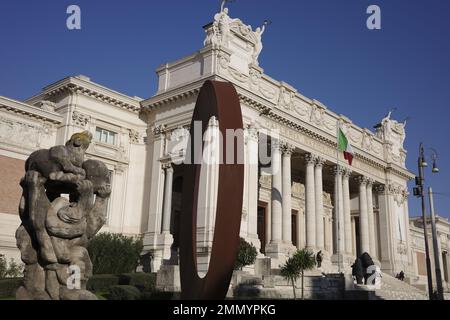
[[314, 157, 325, 250], [333, 166, 345, 255], [270, 140, 283, 243], [282, 143, 294, 244], [366, 179, 376, 258], [246, 125, 260, 251], [161, 163, 174, 233], [358, 176, 370, 254], [305, 153, 316, 249], [342, 168, 353, 255]]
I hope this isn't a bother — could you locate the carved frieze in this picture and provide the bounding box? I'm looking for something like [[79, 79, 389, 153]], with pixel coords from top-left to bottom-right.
[[0, 116, 50, 149]]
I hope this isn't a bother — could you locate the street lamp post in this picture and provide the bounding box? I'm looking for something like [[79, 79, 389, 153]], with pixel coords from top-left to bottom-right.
[[427, 147, 444, 300], [413, 143, 433, 300]]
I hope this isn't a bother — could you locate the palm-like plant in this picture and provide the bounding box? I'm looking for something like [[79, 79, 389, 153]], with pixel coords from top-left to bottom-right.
[[280, 248, 316, 299], [293, 249, 316, 299], [280, 256, 301, 299]]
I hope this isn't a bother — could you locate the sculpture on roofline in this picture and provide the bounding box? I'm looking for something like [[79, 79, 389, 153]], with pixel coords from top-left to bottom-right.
[[15, 131, 111, 300], [375, 108, 407, 150]]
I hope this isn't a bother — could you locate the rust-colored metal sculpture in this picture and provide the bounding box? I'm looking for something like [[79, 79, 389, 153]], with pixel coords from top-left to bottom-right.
[[179, 80, 244, 299]]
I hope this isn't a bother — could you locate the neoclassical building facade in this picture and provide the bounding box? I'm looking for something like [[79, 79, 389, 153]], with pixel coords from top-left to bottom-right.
[[0, 8, 449, 291]]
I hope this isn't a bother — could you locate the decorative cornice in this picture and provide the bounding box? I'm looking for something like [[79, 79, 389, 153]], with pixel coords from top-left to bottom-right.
[[0, 96, 62, 124], [27, 77, 142, 113]]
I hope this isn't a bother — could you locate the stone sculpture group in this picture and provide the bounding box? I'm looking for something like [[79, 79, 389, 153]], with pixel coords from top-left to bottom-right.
[[15, 131, 111, 300]]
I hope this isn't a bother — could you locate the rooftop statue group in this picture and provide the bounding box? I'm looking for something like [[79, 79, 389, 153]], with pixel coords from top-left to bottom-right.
[[207, 0, 268, 65], [15, 131, 111, 300]]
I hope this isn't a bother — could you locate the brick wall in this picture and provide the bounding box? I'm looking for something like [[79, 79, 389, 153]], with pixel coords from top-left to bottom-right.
[[0, 155, 24, 214]]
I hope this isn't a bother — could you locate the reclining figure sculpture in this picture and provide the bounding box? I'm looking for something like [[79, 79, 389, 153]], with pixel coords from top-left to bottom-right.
[[15, 131, 111, 300]]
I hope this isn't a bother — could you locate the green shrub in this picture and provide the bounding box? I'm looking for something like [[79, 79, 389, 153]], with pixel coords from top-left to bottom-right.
[[0, 278, 23, 298], [0, 255, 23, 279], [140, 290, 174, 300], [108, 285, 141, 300], [88, 233, 143, 274], [234, 238, 258, 270], [118, 273, 156, 292], [86, 274, 119, 292]]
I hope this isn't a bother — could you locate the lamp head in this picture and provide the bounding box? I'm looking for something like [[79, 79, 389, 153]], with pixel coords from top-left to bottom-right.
[[432, 160, 439, 173]]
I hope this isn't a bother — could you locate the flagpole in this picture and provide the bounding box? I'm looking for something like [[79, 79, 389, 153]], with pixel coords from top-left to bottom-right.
[[336, 119, 341, 273]]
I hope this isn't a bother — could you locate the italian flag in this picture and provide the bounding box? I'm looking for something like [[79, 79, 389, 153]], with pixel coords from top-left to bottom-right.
[[338, 128, 354, 166]]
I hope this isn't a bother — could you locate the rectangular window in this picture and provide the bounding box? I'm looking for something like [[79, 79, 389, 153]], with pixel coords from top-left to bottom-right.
[[95, 127, 117, 145]]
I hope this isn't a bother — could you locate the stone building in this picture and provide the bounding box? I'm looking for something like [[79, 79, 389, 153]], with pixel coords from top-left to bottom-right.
[[0, 7, 448, 293]]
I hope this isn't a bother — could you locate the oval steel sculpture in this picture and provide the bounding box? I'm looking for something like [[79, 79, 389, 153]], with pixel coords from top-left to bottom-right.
[[179, 80, 244, 299]]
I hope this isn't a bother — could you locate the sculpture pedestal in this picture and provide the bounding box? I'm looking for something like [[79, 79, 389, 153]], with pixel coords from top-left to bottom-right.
[[156, 265, 181, 293], [265, 242, 296, 268]]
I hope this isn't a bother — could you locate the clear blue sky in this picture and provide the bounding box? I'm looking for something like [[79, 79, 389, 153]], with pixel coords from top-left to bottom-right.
[[1, 0, 449, 218]]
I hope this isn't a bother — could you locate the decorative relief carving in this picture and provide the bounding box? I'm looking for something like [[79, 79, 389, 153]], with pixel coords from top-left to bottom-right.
[[292, 182, 305, 198], [72, 111, 90, 127], [129, 129, 141, 144], [278, 87, 295, 111], [228, 67, 248, 83], [323, 192, 332, 206], [0, 117, 49, 148], [310, 103, 325, 127], [37, 100, 56, 112], [249, 68, 262, 90], [259, 174, 271, 188], [387, 182, 408, 206], [259, 83, 277, 100], [397, 242, 408, 255], [152, 124, 166, 137], [362, 130, 374, 151], [293, 101, 309, 118], [218, 52, 230, 71]]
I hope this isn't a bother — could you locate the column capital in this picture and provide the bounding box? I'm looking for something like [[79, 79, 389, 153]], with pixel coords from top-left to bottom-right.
[[342, 167, 352, 179], [281, 142, 295, 156], [357, 175, 368, 186], [271, 138, 283, 151], [315, 156, 325, 167], [162, 162, 173, 171], [305, 153, 316, 165], [366, 178, 375, 187], [246, 123, 259, 142], [375, 184, 386, 195], [333, 164, 345, 176]]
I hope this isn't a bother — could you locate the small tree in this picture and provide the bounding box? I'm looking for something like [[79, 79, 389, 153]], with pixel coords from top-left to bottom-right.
[[234, 238, 258, 271], [88, 233, 143, 274], [280, 248, 316, 299]]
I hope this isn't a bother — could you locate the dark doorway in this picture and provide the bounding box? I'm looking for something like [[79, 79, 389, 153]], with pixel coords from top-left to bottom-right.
[[291, 211, 298, 247], [257, 204, 267, 254], [354, 216, 361, 257], [443, 252, 449, 282]]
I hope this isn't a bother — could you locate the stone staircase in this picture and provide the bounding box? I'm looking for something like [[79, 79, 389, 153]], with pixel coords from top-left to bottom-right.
[[373, 273, 428, 300]]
